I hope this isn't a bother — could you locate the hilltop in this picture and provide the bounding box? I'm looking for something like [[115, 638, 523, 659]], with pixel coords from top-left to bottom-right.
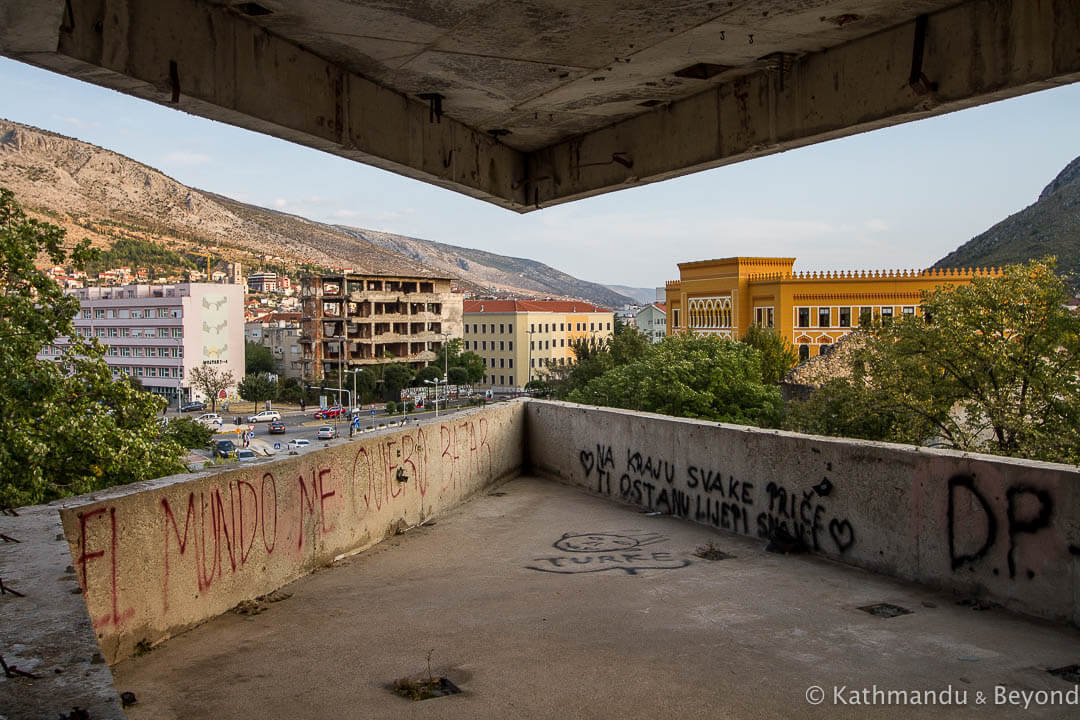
[[0, 118, 632, 306]]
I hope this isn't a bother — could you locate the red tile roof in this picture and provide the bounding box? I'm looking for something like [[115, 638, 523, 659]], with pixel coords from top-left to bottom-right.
[[463, 299, 610, 313], [654, 303, 666, 312]]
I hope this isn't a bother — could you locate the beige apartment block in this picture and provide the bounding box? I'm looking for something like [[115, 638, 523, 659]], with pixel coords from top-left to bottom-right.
[[463, 300, 614, 391], [300, 273, 462, 382]]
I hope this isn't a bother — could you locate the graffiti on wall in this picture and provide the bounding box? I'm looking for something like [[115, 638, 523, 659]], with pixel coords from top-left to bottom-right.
[[577, 444, 856, 555], [947, 474, 1057, 580], [72, 418, 494, 631], [526, 532, 690, 575]]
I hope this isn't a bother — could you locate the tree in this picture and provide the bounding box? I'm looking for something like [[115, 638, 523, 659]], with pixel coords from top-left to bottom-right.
[[189, 364, 234, 413], [786, 258, 1080, 463], [741, 325, 799, 385], [435, 339, 485, 384], [245, 341, 276, 375], [351, 368, 377, 402], [413, 365, 443, 386], [447, 366, 469, 386], [0, 187, 186, 506], [381, 363, 415, 401], [162, 417, 215, 450], [566, 334, 782, 426], [237, 372, 280, 412]]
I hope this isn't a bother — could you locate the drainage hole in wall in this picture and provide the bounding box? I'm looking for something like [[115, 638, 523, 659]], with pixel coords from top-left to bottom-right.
[[857, 603, 912, 618]]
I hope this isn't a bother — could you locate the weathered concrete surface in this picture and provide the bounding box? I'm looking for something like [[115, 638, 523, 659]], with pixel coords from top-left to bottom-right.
[[112, 477, 1080, 719], [526, 401, 1080, 627], [2, 1, 1077, 210], [0, 505, 125, 720], [59, 402, 524, 664]]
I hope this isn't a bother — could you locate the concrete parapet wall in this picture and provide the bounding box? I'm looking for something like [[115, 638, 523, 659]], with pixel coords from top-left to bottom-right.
[[59, 402, 524, 663], [526, 401, 1080, 626]]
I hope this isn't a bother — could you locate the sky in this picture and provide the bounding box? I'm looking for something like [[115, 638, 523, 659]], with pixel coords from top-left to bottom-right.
[[1, 56, 1079, 290]]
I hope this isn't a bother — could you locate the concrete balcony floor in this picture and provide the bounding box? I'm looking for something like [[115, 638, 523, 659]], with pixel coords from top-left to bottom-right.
[[112, 477, 1079, 720]]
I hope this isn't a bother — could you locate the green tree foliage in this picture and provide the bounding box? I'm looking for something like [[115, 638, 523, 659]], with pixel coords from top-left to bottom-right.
[[742, 324, 799, 385], [0, 188, 185, 506], [435, 338, 485, 384], [566, 334, 782, 426], [162, 417, 215, 450], [413, 365, 443, 386], [348, 368, 377, 402], [381, 363, 415, 400], [446, 366, 469, 386], [188, 364, 234, 413], [83, 237, 193, 276], [245, 341, 276, 375], [786, 259, 1080, 462], [237, 372, 280, 412]]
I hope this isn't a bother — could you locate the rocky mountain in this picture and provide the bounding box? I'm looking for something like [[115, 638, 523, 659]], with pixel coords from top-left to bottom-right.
[[604, 284, 660, 305], [934, 155, 1080, 284], [0, 118, 632, 306]]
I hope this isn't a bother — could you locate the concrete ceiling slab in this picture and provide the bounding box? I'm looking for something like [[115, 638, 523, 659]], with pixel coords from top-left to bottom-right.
[[1, 0, 1078, 213]]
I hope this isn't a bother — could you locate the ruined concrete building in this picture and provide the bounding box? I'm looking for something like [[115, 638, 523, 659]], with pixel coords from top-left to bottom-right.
[[300, 273, 462, 381]]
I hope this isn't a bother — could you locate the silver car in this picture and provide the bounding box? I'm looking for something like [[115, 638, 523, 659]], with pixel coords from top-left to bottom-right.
[[316, 425, 337, 440]]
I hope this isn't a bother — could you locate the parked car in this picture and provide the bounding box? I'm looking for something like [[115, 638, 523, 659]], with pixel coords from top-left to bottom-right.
[[313, 405, 344, 419], [195, 413, 223, 428], [288, 438, 311, 449], [248, 410, 282, 423], [214, 439, 235, 458], [316, 425, 337, 440], [268, 420, 286, 434], [235, 449, 258, 462], [180, 401, 207, 413]]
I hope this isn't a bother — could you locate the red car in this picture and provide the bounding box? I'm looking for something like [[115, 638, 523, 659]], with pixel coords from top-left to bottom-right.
[[313, 405, 344, 419]]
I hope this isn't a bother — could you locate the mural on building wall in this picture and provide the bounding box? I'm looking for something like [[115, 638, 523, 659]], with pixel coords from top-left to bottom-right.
[[200, 295, 230, 363]]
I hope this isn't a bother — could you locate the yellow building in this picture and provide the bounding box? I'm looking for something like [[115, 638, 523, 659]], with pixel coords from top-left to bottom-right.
[[666, 257, 1001, 360], [463, 300, 614, 390]]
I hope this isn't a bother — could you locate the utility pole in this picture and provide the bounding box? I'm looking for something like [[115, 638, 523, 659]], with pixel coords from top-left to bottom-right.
[[337, 342, 343, 408]]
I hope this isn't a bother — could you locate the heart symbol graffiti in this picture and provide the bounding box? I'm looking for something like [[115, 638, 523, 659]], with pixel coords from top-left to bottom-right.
[[829, 518, 855, 553], [579, 450, 595, 477]]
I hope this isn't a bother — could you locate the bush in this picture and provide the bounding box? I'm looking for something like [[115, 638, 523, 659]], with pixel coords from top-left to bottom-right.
[[385, 401, 397, 414], [162, 417, 215, 450]]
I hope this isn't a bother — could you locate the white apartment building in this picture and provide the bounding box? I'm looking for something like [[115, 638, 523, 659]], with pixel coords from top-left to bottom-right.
[[40, 283, 245, 407]]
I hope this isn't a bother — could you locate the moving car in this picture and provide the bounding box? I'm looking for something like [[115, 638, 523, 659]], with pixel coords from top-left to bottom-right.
[[288, 438, 311, 449], [214, 439, 235, 458], [235, 449, 258, 462], [180, 401, 207, 413], [268, 420, 286, 434], [313, 405, 344, 419], [247, 410, 282, 423], [316, 425, 337, 440], [195, 413, 223, 428]]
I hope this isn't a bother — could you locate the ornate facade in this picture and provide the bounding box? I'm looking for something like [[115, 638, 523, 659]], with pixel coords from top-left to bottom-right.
[[666, 257, 1001, 359]]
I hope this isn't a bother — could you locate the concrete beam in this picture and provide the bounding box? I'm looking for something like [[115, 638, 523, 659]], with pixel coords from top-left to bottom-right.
[[3, 0, 529, 210], [530, 0, 1080, 208]]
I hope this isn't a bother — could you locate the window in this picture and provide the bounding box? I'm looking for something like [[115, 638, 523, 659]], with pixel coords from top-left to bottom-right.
[[499, 324, 504, 334], [499, 358, 505, 368], [106, 309, 116, 319], [157, 308, 170, 318], [508, 359, 513, 368], [172, 328, 182, 338], [902, 306, 915, 317], [508, 324, 513, 333], [120, 347, 131, 357], [482, 341, 487, 350], [797, 308, 810, 328], [530, 358, 535, 368], [473, 324, 478, 334], [490, 375, 495, 384], [607, 322, 611, 330], [860, 307, 873, 327], [560, 339, 565, 347], [590, 323, 595, 332], [673, 310, 679, 328], [146, 367, 157, 377], [82, 309, 91, 319], [545, 340, 550, 349], [94, 308, 105, 319], [509, 375, 514, 385], [489, 358, 495, 368], [134, 347, 144, 357], [134, 367, 144, 377], [106, 346, 118, 357], [839, 307, 851, 327], [130, 309, 142, 319], [107, 327, 118, 337], [158, 328, 169, 338], [500, 375, 504, 384], [508, 341, 513, 350], [881, 306, 894, 322], [530, 341, 535, 350], [545, 323, 550, 333], [530, 324, 535, 333], [799, 344, 810, 361], [560, 323, 565, 331], [96, 328, 105, 338], [464, 325, 469, 334], [119, 328, 130, 337], [499, 341, 505, 351], [818, 307, 830, 328]]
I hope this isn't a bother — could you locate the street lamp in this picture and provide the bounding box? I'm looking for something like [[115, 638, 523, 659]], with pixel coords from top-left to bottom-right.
[[424, 376, 444, 417]]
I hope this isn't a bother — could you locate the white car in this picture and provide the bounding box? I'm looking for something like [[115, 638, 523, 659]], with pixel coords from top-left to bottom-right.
[[195, 413, 222, 427], [247, 410, 282, 423], [235, 449, 258, 462], [288, 438, 311, 449], [316, 425, 337, 440]]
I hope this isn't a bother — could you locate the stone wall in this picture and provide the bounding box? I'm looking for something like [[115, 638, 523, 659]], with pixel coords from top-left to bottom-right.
[[60, 402, 524, 663], [526, 401, 1080, 626]]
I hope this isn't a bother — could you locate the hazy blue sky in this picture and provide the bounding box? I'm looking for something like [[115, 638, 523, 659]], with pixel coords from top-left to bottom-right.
[[1, 57, 1078, 289]]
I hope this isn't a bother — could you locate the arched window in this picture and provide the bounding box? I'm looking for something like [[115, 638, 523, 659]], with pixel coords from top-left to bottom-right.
[[799, 344, 810, 362]]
